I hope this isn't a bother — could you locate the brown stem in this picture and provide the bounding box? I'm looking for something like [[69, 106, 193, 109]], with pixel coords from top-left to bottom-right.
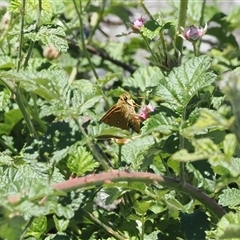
[[8, 171, 226, 219]]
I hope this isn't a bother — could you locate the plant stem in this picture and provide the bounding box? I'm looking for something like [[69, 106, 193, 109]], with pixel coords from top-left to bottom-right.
[[15, 0, 38, 138], [15, 88, 38, 138], [179, 109, 186, 184], [9, 171, 227, 219], [17, 0, 26, 72], [117, 143, 122, 167], [72, 0, 99, 80], [24, 0, 41, 68], [175, 0, 188, 56], [192, 41, 198, 56], [83, 209, 127, 240]]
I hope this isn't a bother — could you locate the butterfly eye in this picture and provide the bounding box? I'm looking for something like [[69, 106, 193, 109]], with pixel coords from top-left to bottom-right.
[[124, 96, 128, 101]]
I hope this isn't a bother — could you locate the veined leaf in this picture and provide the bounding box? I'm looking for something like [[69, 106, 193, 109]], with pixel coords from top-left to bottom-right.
[[121, 135, 155, 171], [216, 212, 240, 239], [0, 109, 22, 135], [156, 56, 216, 114], [171, 138, 224, 162], [25, 25, 68, 52], [141, 112, 178, 135], [182, 108, 234, 138], [95, 126, 132, 139], [66, 146, 99, 176], [25, 216, 47, 239], [123, 66, 164, 92], [219, 188, 240, 207], [0, 69, 69, 101]]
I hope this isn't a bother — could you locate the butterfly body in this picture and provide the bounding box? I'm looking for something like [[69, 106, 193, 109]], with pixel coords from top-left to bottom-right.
[[100, 93, 141, 133]]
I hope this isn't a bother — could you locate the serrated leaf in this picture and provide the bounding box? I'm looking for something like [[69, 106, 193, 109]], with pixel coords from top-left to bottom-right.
[[53, 215, 69, 232], [171, 138, 224, 162], [123, 66, 164, 92], [155, 56, 216, 114], [26, 25, 68, 52], [182, 108, 233, 137], [0, 69, 69, 101], [79, 95, 102, 115], [216, 212, 240, 239], [141, 20, 161, 39], [218, 188, 240, 207], [134, 200, 153, 215], [66, 146, 99, 176], [121, 135, 155, 170], [141, 112, 177, 135], [26, 216, 47, 239]]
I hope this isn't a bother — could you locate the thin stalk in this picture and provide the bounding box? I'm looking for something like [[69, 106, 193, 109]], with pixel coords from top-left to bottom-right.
[[74, 118, 111, 170], [87, 0, 106, 44], [196, 0, 206, 54], [83, 209, 127, 240], [17, 0, 26, 72], [72, 0, 99, 80], [140, 215, 145, 240], [179, 109, 186, 184], [23, 0, 42, 68], [15, 0, 38, 138], [175, 0, 188, 56], [192, 41, 198, 56], [117, 143, 122, 167], [15, 88, 38, 138]]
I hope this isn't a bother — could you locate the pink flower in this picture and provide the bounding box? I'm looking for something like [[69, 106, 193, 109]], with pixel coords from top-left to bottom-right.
[[179, 24, 207, 42], [129, 17, 146, 33], [139, 104, 155, 120]]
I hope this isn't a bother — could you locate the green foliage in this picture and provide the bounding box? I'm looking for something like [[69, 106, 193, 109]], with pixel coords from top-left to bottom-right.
[[0, 0, 240, 239]]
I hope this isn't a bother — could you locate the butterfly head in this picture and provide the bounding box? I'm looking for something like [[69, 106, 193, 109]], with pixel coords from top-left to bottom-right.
[[119, 93, 140, 108]]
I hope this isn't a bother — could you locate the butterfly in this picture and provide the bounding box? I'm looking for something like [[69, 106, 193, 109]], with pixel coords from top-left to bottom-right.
[[100, 92, 141, 133]]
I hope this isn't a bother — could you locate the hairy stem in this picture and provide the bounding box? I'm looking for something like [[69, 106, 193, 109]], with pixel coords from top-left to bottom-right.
[[175, 0, 188, 56], [8, 171, 226, 219]]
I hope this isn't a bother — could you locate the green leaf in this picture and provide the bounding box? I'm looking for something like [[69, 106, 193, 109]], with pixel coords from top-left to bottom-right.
[[218, 188, 240, 207], [141, 111, 178, 135], [0, 216, 25, 239], [25, 25, 68, 52], [121, 135, 155, 171], [155, 56, 216, 114], [26, 216, 47, 239], [171, 138, 224, 162], [0, 109, 22, 135], [134, 200, 153, 215], [182, 108, 233, 137], [223, 134, 237, 160], [216, 212, 240, 239], [95, 126, 132, 139], [0, 69, 69, 101], [123, 66, 164, 92], [141, 21, 161, 40], [53, 215, 69, 232], [66, 146, 99, 176]]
